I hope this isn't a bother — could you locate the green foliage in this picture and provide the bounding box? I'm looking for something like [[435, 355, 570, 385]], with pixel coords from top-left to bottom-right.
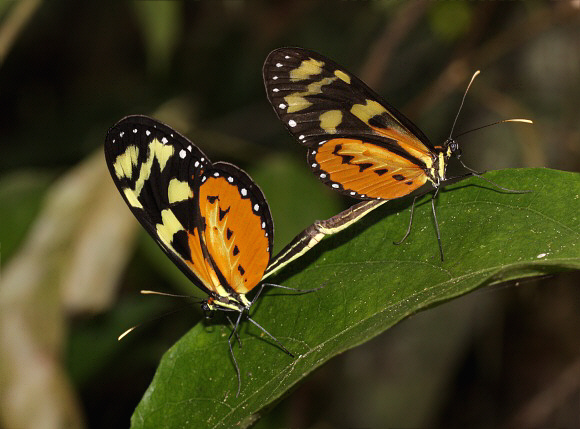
[[133, 1, 181, 76], [429, 2, 472, 41], [130, 168, 580, 429]]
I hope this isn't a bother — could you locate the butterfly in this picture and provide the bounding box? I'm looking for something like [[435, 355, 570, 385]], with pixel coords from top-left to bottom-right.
[[104, 115, 294, 396], [263, 47, 531, 261]]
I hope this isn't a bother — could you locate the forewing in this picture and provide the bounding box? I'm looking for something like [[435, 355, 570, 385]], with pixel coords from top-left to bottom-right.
[[104, 115, 216, 294], [263, 47, 433, 151], [198, 162, 273, 295]]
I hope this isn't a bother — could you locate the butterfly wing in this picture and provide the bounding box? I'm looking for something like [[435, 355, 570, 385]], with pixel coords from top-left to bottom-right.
[[263, 47, 437, 199], [104, 115, 218, 295], [197, 162, 273, 296]]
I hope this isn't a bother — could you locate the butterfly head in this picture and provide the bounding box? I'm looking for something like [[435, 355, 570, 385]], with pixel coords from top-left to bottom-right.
[[444, 137, 462, 159]]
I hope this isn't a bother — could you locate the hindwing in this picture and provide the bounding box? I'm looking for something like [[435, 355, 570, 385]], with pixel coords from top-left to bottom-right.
[[307, 138, 429, 199], [197, 162, 273, 295]]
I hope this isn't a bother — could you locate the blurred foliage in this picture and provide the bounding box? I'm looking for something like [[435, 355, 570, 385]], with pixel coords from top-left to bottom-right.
[[0, 170, 54, 261], [428, 2, 472, 42], [0, 1, 579, 429]]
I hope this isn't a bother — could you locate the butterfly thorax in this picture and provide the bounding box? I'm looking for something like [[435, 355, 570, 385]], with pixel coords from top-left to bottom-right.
[[425, 147, 447, 187], [428, 139, 461, 187]]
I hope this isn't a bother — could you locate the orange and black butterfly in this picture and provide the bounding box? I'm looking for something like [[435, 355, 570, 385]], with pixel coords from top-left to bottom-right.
[[105, 115, 290, 396], [263, 47, 531, 260]]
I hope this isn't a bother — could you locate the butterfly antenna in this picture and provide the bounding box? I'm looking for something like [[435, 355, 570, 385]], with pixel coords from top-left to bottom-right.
[[140, 290, 196, 299], [118, 291, 206, 341], [453, 118, 533, 140], [140, 289, 207, 306], [449, 70, 480, 139], [117, 306, 190, 341], [448, 72, 533, 139], [118, 325, 138, 341]]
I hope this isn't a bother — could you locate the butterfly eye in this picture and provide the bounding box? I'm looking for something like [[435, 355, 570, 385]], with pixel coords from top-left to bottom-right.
[[445, 138, 461, 157], [452, 142, 461, 158]]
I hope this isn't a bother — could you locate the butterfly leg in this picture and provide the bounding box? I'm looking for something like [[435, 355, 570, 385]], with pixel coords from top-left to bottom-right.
[[248, 285, 295, 354], [226, 315, 243, 349], [246, 316, 294, 359], [249, 282, 267, 307], [457, 160, 532, 194], [261, 282, 324, 294], [228, 311, 244, 397], [448, 161, 531, 194], [430, 187, 444, 262], [393, 194, 421, 246]]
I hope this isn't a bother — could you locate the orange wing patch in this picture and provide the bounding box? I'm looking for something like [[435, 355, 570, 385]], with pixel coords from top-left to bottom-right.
[[198, 174, 270, 295], [309, 138, 429, 199]]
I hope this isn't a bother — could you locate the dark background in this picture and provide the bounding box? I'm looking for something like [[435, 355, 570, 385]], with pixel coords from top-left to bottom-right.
[[1, 1, 579, 428]]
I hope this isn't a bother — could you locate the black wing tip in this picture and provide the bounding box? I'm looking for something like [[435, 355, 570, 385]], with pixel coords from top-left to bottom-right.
[[109, 115, 174, 133], [265, 46, 319, 58], [105, 114, 211, 158], [105, 115, 158, 145], [263, 46, 323, 70], [108, 114, 159, 133]]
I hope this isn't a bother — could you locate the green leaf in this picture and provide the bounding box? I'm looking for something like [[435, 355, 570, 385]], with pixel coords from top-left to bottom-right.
[[130, 168, 579, 429]]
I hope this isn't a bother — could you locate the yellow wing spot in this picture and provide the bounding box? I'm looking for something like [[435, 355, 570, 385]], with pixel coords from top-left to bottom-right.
[[319, 110, 343, 133], [284, 94, 312, 113], [334, 70, 350, 84], [123, 187, 143, 209], [149, 138, 174, 172], [168, 178, 192, 204], [156, 209, 183, 246], [284, 77, 336, 113], [350, 99, 388, 125], [289, 57, 325, 81], [113, 145, 139, 180]]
